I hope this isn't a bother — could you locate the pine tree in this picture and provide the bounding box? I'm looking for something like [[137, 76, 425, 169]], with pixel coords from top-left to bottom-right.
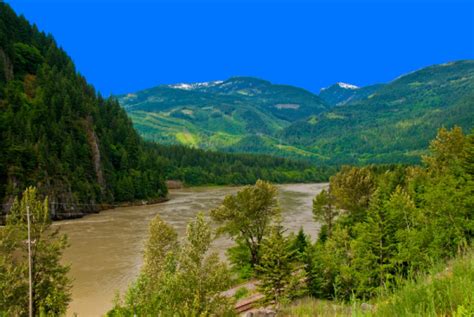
[[291, 227, 309, 257], [256, 223, 304, 308], [351, 191, 398, 297]]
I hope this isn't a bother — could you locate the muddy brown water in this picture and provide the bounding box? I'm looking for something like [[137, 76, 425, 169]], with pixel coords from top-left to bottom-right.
[[56, 183, 327, 316]]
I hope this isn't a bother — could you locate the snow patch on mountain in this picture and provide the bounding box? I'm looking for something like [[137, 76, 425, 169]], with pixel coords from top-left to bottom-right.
[[168, 81, 223, 90], [336, 82, 359, 89], [320, 82, 359, 92]]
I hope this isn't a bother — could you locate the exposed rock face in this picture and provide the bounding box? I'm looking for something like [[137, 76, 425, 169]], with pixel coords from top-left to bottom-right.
[[84, 117, 106, 192], [0, 48, 14, 81]]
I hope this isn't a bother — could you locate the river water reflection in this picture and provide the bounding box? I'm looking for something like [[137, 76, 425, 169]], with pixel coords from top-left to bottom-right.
[[57, 183, 326, 316]]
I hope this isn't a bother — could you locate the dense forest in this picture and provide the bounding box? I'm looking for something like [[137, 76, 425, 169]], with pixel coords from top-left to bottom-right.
[[148, 143, 332, 186], [0, 3, 328, 221], [0, 3, 167, 219]]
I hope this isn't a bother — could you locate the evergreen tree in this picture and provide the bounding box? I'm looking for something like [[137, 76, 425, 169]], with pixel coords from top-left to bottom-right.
[[350, 191, 398, 297], [256, 223, 304, 308], [291, 227, 309, 260], [307, 225, 354, 300]]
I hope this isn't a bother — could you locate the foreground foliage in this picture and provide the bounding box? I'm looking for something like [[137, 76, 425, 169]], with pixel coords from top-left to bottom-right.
[[107, 213, 234, 316], [305, 127, 474, 303], [368, 251, 474, 317], [0, 187, 71, 316], [256, 223, 306, 307], [281, 250, 474, 316], [211, 180, 280, 269], [105, 127, 472, 315]]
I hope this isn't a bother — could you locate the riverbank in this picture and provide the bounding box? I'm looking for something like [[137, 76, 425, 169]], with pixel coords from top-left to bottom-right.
[[3, 180, 324, 224]]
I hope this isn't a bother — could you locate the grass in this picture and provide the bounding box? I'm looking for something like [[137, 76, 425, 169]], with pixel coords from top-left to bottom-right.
[[324, 112, 346, 120], [175, 132, 199, 146], [234, 287, 250, 300], [281, 251, 474, 317], [280, 298, 353, 317], [365, 252, 474, 317]]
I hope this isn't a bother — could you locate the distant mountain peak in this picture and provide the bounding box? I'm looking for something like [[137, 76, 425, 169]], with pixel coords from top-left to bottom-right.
[[320, 82, 359, 92], [336, 82, 359, 89], [167, 80, 223, 90]]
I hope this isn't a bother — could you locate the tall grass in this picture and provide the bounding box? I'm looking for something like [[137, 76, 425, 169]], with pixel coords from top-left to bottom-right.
[[364, 252, 474, 317], [281, 251, 474, 317]]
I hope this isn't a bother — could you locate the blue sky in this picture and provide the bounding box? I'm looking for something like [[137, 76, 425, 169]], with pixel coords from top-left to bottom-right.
[[7, 0, 474, 95]]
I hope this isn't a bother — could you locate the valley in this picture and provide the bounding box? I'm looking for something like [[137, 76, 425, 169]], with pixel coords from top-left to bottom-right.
[[1, 2, 473, 316]]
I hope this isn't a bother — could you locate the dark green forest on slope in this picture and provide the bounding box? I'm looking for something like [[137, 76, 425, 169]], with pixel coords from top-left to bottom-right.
[[0, 3, 327, 220], [0, 3, 168, 218]]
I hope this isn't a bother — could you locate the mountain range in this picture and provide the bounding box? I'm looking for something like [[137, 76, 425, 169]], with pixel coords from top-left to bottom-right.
[[119, 60, 474, 164]]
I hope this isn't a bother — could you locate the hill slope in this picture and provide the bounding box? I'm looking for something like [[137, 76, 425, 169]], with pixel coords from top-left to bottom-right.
[[120, 61, 473, 164], [319, 82, 385, 106], [0, 3, 169, 218], [281, 60, 474, 164], [118, 77, 329, 161]]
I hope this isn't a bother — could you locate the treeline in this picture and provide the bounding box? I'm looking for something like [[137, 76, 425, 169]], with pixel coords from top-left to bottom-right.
[[0, 3, 330, 221], [147, 143, 332, 186]]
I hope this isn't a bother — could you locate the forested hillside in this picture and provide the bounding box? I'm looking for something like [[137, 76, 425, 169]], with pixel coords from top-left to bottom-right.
[[0, 3, 169, 219], [121, 61, 474, 164], [118, 77, 329, 161], [0, 4, 328, 220], [318, 82, 385, 106], [281, 60, 474, 164]]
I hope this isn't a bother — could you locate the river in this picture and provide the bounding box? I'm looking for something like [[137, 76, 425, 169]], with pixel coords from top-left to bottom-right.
[[56, 183, 326, 316]]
